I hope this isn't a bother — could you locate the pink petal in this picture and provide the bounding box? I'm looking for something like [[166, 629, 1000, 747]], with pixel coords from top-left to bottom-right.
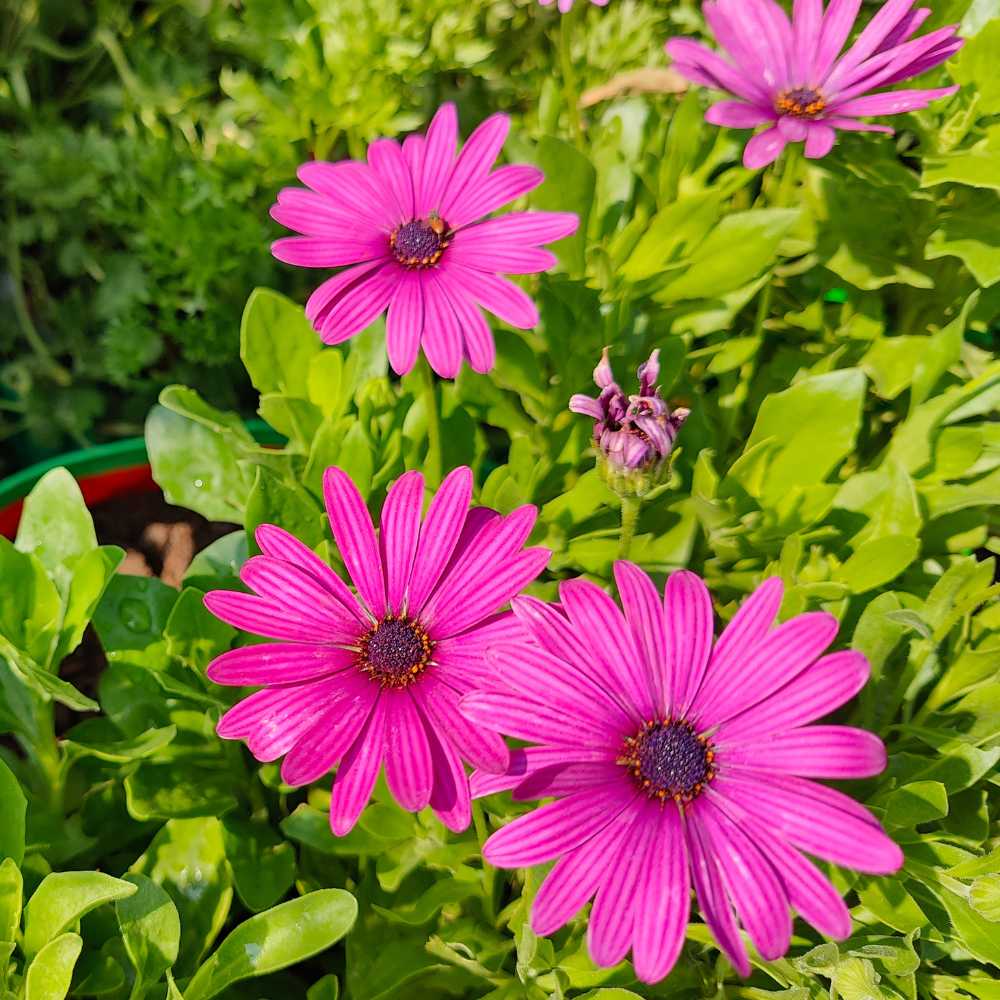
[[420, 271, 464, 378], [385, 272, 424, 376], [329, 694, 387, 835], [269, 189, 366, 237], [412, 673, 509, 773], [367, 138, 413, 224], [435, 277, 495, 374], [587, 802, 652, 967], [804, 122, 837, 159], [715, 649, 870, 741], [406, 466, 474, 615], [826, 0, 918, 88], [531, 802, 636, 937], [441, 113, 511, 222], [383, 690, 434, 811], [317, 264, 398, 346], [632, 804, 690, 983], [424, 715, 472, 832], [280, 674, 377, 785], [814, 0, 864, 81], [559, 578, 657, 720], [239, 556, 362, 637], [777, 115, 809, 141], [703, 0, 771, 87], [296, 161, 394, 230], [704, 100, 776, 128], [420, 505, 539, 632], [270, 235, 388, 269], [323, 467, 386, 618], [206, 643, 355, 687], [203, 591, 348, 644], [662, 570, 714, 718], [823, 116, 895, 134], [430, 612, 529, 689], [380, 470, 425, 615], [833, 86, 958, 117], [613, 561, 668, 713], [417, 103, 458, 218], [513, 761, 623, 801], [696, 796, 792, 961], [447, 165, 545, 229], [488, 643, 633, 734], [689, 578, 782, 722], [693, 610, 839, 729], [304, 259, 389, 331], [665, 38, 771, 104], [686, 810, 750, 976], [461, 689, 622, 750], [459, 211, 579, 246], [216, 678, 338, 745], [569, 394, 603, 418], [483, 782, 638, 868], [721, 725, 887, 779], [471, 744, 614, 798], [743, 127, 789, 169], [446, 239, 557, 276], [714, 772, 903, 874], [255, 524, 367, 622], [791, 0, 824, 83], [443, 263, 539, 329]]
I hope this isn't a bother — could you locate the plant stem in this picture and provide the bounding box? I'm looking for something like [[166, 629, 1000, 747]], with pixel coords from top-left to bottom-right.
[[558, 8, 584, 148], [618, 496, 642, 561], [419, 358, 443, 487], [775, 142, 802, 208], [472, 801, 497, 923]]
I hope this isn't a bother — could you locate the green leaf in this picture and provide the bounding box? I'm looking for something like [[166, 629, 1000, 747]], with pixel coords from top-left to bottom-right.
[[64, 722, 177, 763], [116, 874, 181, 991], [240, 287, 320, 398], [145, 401, 251, 523], [164, 587, 236, 673], [739, 369, 866, 506], [14, 468, 97, 583], [532, 137, 595, 275], [245, 466, 326, 551], [969, 874, 1000, 922], [950, 20, 1000, 115], [183, 889, 358, 1000], [125, 761, 239, 821], [0, 857, 22, 942], [0, 759, 26, 865], [884, 780, 949, 828], [927, 193, 1000, 287], [52, 545, 124, 665], [23, 871, 137, 959], [835, 536, 920, 593], [23, 933, 83, 1000], [93, 574, 179, 656], [0, 538, 61, 663], [131, 818, 233, 976], [923, 146, 1000, 192], [221, 817, 297, 913], [184, 531, 248, 591]]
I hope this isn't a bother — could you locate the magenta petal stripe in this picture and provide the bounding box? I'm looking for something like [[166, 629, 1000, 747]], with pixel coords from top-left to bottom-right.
[[380, 470, 425, 614], [667, 0, 963, 167], [272, 102, 574, 376], [474, 567, 901, 983], [206, 643, 355, 686], [383, 690, 434, 811], [329, 695, 388, 836]]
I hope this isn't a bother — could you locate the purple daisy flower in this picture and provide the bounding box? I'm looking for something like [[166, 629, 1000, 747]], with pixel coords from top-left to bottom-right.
[[270, 103, 579, 378], [665, 0, 963, 168], [462, 567, 901, 982], [570, 348, 689, 476], [204, 466, 550, 835]]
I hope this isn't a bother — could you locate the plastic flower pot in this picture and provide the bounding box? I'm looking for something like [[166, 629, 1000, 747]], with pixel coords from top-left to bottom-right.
[[0, 419, 282, 539]]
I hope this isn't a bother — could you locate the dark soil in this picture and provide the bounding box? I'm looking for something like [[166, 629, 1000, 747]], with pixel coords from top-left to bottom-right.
[[54, 489, 238, 733]]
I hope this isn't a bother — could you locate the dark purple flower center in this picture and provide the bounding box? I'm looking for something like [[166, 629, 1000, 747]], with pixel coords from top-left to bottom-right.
[[775, 87, 827, 119], [357, 615, 432, 688], [619, 720, 716, 804], [390, 216, 450, 269]]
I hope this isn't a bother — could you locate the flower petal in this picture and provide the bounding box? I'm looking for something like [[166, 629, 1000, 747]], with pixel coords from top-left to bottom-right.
[[421, 271, 464, 378], [814, 0, 864, 81], [270, 235, 388, 269], [441, 113, 511, 222], [447, 164, 545, 229], [329, 694, 387, 835], [380, 470, 425, 615], [446, 239, 557, 275], [323, 467, 387, 618], [704, 99, 776, 128], [367, 138, 414, 224], [743, 126, 789, 169], [804, 122, 837, 159], [663, 570, 715, 718], [385, 272, 424, 376], [833, 86, 958, 117], [318, 264, 398, 346], [207, 643, 355, 686], [436, 277, 495, 374], [424, 715, 472, 832], [418, 103, 459, 217], [304, 260, 389, 331], [444, 264, 539, 329], [203, 591, 347, 644], [383, 690, 434, 810], [296, 160, 395, 229], [721, 725, 887, 779], [613, 561, 669, 712], [459, 211, 579, 246]]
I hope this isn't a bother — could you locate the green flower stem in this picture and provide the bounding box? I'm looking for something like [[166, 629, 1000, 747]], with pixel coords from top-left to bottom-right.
[[472, 800, 497, 923], [419, 357, 443, 487], [617, 495, 642, 561], [558, 7, 584, 149]]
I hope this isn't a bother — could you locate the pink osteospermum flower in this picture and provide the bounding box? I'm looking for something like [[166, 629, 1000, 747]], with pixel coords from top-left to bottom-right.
[[539, 0, 609, 11], [463, 567, 901, 982], [665, 0, 963, 168], [270, 103, 579, 378], [203, 466, 550, 836]]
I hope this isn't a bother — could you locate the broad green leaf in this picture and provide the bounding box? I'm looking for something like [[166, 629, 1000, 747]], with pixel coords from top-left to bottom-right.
[[14, 468, 97, 582], [125, 761, 239, 821], [23, 933, 82, 1000], [130, 818, 233, 975], [969, 874, 1000, 922], [116, 874, 181, 991], [884, 780, 949, 828], [23, 871, 137, 959], [0, 760, 26, 865], [52, 545, 124, 664], [308, 349, 349, 421], [183, 889, 358, 1000], [93, 574, 179, 656], [922, 146, 1000, 192], [221, 817, 297, 913], [835, 536, 920, 593], [0, 857, 22, 942], [245, 466, 326, 551], [950, 21, 1000, 115], [0, 538, 61, 663], [145, 402, 251, 523], [927, 194, 1000, 287], [164, 587, 236, 672], [184, 531, 248, 591], [240, 287, 319, 398], [532, 137, 595, 275], [64, 721, 177, 763]]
